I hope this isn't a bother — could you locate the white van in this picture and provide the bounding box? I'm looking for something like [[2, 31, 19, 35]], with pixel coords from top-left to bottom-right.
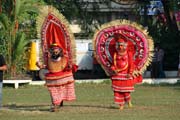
[[75, 39, 93, 70]]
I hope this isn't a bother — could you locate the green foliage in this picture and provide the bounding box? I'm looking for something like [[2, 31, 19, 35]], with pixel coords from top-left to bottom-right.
[[44, 0, 80, 20], [0, 0, 45, 78], [0, 13, 10, 57], [0, 14, 14, 74], [0, 14, 9, 30], [43, 0, 110, 38], [147, 25, 180, 70], [12, 32, 28, 65]]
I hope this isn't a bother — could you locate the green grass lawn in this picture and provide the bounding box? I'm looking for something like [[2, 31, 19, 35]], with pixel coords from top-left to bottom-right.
[[1, 81, 180, 120]]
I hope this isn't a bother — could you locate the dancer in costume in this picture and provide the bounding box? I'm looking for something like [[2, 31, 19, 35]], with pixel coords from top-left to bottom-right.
[[110, 34, 135, 110], [36, 6, 77, 112], [93, 20, 154, 110]]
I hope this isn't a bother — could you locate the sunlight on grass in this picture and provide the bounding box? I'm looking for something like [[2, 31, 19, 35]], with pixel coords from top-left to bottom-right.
[[0, 82, 180, 120]]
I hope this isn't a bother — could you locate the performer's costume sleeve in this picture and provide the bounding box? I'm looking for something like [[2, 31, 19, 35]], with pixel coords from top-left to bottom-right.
[[93, 20, 154, 84]]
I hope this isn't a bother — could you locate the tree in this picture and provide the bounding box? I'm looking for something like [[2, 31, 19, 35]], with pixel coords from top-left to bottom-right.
[[0, 0, 44, 78], [43, 0, 111, 38], [137, 0, 180, 70], [160, 0, 180, 69]]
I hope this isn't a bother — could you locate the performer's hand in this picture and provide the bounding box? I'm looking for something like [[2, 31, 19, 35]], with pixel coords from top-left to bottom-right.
[[36, 61, 40, 68], [36, 61, 46, 69], [66, 62, 72, 70]]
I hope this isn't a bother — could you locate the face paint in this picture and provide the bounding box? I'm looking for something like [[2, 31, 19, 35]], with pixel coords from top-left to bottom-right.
[[116, 42, 127, 52], [50, 48, 63, 60]]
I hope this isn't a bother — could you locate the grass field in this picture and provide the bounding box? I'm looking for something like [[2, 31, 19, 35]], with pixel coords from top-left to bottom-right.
[[0, 81, 180, 120]]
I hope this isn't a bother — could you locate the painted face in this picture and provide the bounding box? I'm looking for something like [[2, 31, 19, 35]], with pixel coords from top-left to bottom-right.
[[116, 42, 127, 52], [50, 47, 63, 59]]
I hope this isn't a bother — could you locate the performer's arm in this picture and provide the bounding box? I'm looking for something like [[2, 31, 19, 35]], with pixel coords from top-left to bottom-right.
[[111, 53, 117, 74], [63, 56, 78, 73], [0, 55, 7, 71], [36, 50, 50, 69], [0, 65, 7, 71], [36, 61, 46, 69]]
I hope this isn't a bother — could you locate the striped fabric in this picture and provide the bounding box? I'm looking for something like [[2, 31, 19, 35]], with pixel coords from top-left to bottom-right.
[[45, 75, 74, 86], [114, 92, 131, 105], [112, 85, 134, 92], [48, 82, 76, 106], [45, 71, 73, 80], [111, 78, 134, 92], [111, 75, 134, 105], [111, 73, 133, 80]]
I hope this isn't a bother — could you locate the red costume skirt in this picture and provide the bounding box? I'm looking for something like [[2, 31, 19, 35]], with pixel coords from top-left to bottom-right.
[[45, 71, 76, 105], [111, 73, 134, 105], [47, 82, 76, 106]]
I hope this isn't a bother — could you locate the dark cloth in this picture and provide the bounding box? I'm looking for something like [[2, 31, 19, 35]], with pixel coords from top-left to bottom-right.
[[151, 62, 159, 78], [151, 50, 159, 78], [0, 55, 6, 82], [151, 48, 166, 78]]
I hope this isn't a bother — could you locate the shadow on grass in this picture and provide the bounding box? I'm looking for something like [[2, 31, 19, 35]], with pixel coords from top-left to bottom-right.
[[65, 104, 117, 109], [3, 103, 117, 112], [3, 104, 50, 112]]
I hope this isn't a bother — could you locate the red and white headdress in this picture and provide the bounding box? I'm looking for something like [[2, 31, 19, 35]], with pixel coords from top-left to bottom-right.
[[93, 20, 154, 76], [36, 6, 76, 67]]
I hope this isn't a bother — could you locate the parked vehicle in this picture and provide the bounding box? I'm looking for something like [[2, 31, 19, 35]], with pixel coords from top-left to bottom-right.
[[27, 39, 99, 80], [75, 39, 93, 70]]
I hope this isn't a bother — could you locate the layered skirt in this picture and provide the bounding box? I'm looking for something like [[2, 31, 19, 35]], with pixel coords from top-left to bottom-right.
[[45, 71, 76, 105], [111, 73, 134, 105]]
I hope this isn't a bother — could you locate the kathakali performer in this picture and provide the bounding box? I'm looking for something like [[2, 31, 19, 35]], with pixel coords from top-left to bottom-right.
[[93, 20, 154, 110], [36, 6, 78, 112]]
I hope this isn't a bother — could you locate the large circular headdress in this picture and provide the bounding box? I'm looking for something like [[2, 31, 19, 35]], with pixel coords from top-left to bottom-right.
[[36, 5, 76, 66], [93, 20, 154, 76]]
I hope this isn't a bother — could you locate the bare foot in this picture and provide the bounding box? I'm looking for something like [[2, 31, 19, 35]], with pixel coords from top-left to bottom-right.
[[119, 105, 124, 110], [128, 101, 133, 108]]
